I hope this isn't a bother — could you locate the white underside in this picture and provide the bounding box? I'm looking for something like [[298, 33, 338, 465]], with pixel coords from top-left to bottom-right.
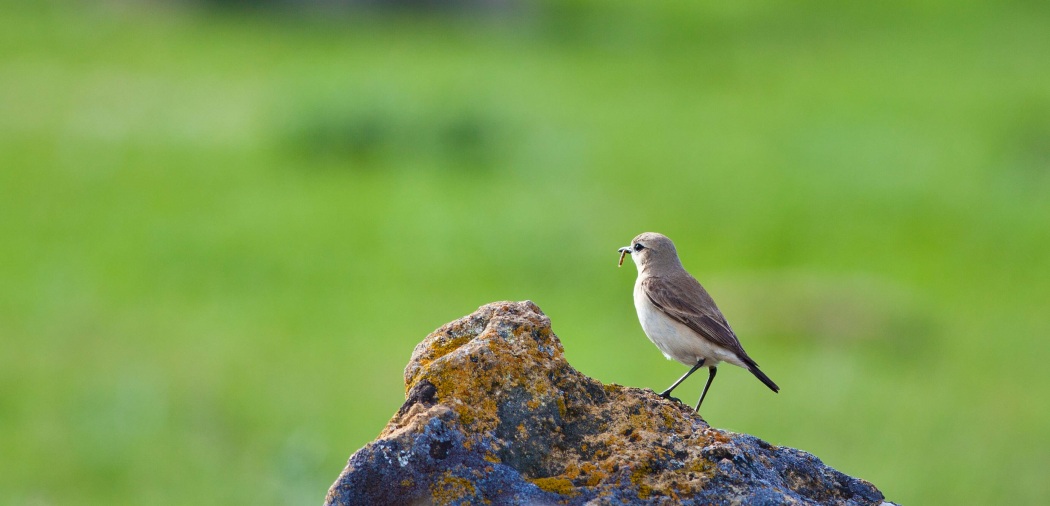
[[634, 277, 747, 369]]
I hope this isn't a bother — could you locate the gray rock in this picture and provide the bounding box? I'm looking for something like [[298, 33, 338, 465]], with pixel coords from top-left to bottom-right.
[[325, 301, 889, 505]]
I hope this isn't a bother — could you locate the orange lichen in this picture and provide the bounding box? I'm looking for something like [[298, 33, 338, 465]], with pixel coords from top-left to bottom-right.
[[529, 476, 578, 497], [630, 462, 651, 486], [429, 472, 476, 506], [406, 335, 474, 391], [561, 462, 581, 481], [582, 465, 605, 487], [685, 456, 715, 478], [659, 408, 678, 429]]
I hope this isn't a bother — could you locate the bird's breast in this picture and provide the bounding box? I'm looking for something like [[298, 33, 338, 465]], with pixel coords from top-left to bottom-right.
[[633, 277, 731, 367]]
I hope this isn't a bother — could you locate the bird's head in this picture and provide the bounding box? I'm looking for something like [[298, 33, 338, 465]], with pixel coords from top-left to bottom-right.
[[619, 232, 681, 273]]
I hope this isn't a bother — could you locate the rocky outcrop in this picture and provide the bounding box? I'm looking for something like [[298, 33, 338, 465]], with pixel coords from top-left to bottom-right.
[[325, 301, 890, 505]]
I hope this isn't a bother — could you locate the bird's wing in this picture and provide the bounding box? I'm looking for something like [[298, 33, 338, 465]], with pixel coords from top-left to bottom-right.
[[642, 275, 756, 366]]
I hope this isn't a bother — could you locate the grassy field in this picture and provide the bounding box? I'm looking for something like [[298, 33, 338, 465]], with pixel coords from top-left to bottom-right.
[[2, 0, 1048, 504]]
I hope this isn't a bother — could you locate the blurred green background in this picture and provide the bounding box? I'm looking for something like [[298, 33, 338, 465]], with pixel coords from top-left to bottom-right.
[[2, 0, 1048, 504]]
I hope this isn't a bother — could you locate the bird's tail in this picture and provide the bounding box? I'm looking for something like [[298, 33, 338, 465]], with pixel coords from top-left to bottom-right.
[[749, 366, 780, 393]]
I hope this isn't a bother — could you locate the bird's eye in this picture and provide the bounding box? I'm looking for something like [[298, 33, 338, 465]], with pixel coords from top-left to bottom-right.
[[634, 243, 644, 251]]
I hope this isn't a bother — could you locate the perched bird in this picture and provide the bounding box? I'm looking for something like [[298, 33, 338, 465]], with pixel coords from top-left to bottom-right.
[[618, 232, 779, 412]]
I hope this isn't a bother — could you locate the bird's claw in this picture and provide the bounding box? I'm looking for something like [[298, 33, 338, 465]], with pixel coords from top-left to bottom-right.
[[658, 391, 682, 404]]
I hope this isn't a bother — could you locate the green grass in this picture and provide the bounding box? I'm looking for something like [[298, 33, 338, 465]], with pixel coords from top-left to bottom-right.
[[2, 0, 1048, 504]]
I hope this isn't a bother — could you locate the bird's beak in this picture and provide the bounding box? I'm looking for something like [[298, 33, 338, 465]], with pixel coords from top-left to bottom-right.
[[618, 247, 631, 254]]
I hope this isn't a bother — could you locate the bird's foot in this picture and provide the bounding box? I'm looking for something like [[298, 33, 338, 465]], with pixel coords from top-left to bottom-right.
[[658, 390, 682, 404]]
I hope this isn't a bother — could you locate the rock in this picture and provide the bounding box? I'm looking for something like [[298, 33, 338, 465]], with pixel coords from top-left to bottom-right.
[[325, 301, 890, 505]]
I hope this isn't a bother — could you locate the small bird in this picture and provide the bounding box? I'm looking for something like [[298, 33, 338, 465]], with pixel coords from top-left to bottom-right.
[[618, 232, 779, 412]]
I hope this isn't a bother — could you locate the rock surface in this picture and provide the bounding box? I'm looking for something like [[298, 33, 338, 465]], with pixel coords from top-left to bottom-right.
[[325, 301, 889, 505]]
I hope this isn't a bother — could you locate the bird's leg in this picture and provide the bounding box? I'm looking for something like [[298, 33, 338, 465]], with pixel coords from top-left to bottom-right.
[[659, 359, 705, 401], [695, 366, 718, 412]]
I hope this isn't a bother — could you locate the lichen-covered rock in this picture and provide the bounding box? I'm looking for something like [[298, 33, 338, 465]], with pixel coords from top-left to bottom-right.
[[325, 301, 890, 505]]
